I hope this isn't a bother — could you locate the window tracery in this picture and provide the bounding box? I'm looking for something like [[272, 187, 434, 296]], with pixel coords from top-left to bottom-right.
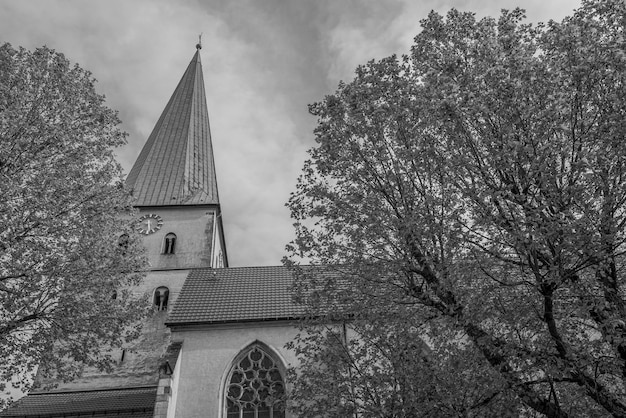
[[226, 344, 285, 418]]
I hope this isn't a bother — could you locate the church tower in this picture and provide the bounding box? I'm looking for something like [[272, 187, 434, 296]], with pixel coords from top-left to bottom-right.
[[127, 43, 228, 271], [2, 44, 299, 418], [8, 45, 229, 409]]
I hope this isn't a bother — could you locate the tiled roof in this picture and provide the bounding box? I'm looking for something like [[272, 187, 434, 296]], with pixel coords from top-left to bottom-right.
[[1, 413, 151, 418], [126, 47, 220, 206], [166, 265, 342, 326], [0, 387, 156, 417]]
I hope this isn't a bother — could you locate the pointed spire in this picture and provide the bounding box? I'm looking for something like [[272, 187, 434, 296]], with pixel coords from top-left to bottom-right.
[[127, 47, 220, 206]]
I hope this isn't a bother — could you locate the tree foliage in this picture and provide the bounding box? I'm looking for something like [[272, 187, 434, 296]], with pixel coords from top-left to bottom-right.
[[287, 1, 626, 416], [0, 44, 147, 403]]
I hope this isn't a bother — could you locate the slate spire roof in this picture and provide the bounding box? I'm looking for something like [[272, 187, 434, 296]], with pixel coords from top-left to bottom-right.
[[126, 46, 220, 206]]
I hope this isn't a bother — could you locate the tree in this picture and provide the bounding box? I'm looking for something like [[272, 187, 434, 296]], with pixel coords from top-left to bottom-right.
[[287, 1, 626, 416], [0, 44, 147, 404]]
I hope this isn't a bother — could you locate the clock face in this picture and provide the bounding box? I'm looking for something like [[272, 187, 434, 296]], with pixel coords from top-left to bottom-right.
[[136, 213, 163, 235]]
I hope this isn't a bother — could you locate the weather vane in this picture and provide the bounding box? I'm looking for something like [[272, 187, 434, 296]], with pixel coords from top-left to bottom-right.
[[196, 33, 203, 50]]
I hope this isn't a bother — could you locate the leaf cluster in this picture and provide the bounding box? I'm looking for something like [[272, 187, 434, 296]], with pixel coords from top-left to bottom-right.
[[287, 1, 626, 416], [0, 44, 148, 405]]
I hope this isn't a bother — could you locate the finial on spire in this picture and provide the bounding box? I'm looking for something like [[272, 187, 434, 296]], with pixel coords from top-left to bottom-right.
[[196, 33, 202, 50]]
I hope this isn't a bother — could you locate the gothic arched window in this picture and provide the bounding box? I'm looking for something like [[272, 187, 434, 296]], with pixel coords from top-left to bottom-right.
[[154, 286, 169, 311], [225, 344, 285, 418], [163, 233, 176, 254]]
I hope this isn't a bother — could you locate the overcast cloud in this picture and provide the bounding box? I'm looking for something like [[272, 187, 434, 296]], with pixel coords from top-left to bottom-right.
[[0, 0, 581, 267]]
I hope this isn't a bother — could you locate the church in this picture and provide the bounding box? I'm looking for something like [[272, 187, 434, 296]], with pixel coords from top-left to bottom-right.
[[2, 44, 305, 418]]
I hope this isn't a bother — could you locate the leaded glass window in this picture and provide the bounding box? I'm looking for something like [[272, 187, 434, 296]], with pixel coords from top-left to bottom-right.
[[226, 345, 285, 418]]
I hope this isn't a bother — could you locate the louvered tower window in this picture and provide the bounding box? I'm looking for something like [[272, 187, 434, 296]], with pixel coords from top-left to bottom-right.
[[163, 233, 176, 254], [154, 286, 169, 311], [226, 344, 285, 418], [118, 234, 129, 253]]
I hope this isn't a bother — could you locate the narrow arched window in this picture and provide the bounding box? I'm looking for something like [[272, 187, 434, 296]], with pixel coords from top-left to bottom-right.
[[226, 344, 285, 418], [154, 286, 169, 311], [118, 234, 129, 253], [163, 233, 176, 254]]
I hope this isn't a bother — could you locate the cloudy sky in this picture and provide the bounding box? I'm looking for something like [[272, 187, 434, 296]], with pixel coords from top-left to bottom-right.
[[0, 0, 581, 267]]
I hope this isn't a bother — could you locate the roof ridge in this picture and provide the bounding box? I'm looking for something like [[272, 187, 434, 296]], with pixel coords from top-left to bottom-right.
[[29, 385, 158, 395]]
